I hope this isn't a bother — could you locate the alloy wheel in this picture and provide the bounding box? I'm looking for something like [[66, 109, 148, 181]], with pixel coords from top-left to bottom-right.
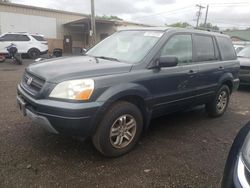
[[109, 114, 137, 149]]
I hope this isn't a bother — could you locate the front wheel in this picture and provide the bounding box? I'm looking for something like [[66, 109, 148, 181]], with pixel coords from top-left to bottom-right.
[[206, 85, 230, 117], [92, 101, 143, 157], [28, 49, 40, 59]]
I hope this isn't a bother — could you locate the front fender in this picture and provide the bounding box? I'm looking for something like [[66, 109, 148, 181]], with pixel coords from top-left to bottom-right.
[[97, 83, 151, 103]]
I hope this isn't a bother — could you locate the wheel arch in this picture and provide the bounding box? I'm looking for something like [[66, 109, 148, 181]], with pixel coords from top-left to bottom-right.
[[218, 73, 234, 93], [91, 83, 152, 135]]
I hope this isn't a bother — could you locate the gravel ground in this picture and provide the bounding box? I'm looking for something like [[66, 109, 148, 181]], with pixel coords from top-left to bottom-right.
[[0, 59, 250, 188]]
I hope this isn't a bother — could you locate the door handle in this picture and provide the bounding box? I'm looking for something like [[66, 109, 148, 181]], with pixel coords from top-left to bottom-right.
[[218, 66, 224, 70], [187, 70, 197, 75]]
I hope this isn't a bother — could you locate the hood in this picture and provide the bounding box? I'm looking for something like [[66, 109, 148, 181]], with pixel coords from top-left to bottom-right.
[[238, 57, 250, 67], [27, 56, 132, 83]]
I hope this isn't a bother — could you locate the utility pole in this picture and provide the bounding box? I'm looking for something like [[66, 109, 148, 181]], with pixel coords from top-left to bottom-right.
[[204, 5, 209, 27], [90, 0, 96, 46], [195, 4, 205, 28]]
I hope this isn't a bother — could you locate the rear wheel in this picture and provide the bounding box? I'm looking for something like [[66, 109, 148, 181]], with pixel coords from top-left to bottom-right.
[[206, 85, 230, 117], [92, 101, 143, 157], [28, 48, 40, 59]]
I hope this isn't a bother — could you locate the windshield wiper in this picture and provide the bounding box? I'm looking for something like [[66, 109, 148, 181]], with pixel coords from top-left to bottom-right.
[[96, 56, 120, 62]]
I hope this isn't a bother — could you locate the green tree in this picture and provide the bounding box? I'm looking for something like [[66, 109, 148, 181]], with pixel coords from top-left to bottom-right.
[[97, 15, 123, 21], [199, 23, 219, 31], [166, 22, 191, 28]]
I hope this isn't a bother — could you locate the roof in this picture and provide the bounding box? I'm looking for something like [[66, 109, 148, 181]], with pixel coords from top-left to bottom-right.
[[224, 30, 250, 41], [65, 18, 152, 27], [0, 1, 88, 17], [65, 17, 118, 27], [119, 27, 229, 37], [2, 32, 44, 36]]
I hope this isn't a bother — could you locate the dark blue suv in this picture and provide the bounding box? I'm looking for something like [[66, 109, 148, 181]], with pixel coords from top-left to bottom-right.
[[17, 28, 240, 156]]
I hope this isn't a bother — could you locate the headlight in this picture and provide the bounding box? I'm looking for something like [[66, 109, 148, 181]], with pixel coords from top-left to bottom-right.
[[49, 79, 94, 101], [242, 132, 250, 170]]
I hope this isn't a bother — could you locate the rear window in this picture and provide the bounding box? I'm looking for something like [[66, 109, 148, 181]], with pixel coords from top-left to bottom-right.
[[32, 35, 46, 41], [193, 35, 217, 62], [216, 36, 236, 60]]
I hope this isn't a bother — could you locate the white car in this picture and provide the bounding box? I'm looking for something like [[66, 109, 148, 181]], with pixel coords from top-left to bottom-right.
[[0, 32, 48, 59], [234, 44, 245, 54]]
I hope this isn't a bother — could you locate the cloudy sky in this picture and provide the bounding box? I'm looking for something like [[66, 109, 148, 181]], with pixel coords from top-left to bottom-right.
[[12, 0, 250, 29]]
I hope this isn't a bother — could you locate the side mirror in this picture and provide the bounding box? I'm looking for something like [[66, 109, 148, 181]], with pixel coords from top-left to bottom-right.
[[221, 121, 250, 188], [82, 48, 87, 54], [158, 56, 178, 68]]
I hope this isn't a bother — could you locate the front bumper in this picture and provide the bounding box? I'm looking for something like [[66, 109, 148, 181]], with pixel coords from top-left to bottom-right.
[[17, 84, 104, 137]]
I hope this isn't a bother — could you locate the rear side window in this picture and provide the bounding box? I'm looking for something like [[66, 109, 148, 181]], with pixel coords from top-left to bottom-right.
[[193, 35, 217, 62], [32, 35, 46, 41], [216, 36, 236, 60], [16, 35, 30, 41], [161, 34, 192, 64]]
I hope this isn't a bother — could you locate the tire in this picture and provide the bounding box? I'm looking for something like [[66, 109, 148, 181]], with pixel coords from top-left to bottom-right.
[[92, 101, 143, 157], [28, 48, 40, 59], [206, 85, 230, 117]]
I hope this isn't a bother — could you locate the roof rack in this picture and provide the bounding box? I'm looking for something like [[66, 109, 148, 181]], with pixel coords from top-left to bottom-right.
[[198, 27, 223, 34]]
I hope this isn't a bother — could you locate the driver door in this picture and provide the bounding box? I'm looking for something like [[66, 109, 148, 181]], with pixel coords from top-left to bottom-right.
[[148, 34, 200, 115]]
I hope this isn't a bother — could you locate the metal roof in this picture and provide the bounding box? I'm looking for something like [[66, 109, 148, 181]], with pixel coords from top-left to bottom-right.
[[0, 1, 88, 17]]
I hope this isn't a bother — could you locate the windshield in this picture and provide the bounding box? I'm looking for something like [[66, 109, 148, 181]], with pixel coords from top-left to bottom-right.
[[86, 30, 164, 64], [238, 46, 250, 58]]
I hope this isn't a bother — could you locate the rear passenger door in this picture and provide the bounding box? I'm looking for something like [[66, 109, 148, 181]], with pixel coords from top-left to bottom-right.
[[193, 34, 224, 101], [14, 34, 31, 53]]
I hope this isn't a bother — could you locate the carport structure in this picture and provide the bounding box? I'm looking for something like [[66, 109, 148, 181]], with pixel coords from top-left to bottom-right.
[[64, 18, 120, 53]]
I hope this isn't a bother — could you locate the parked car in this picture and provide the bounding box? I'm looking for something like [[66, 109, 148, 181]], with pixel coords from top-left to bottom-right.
[[0, 32, 48, 59], [237, 46, 250, 85], [17, 28, 240, 157], [221, 121, 250, 188], [234, 44, 245, 54]]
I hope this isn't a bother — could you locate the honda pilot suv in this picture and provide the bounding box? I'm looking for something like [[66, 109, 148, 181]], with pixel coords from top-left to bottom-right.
[[0, 32, 48, 59], [17, 28, 240, 157]]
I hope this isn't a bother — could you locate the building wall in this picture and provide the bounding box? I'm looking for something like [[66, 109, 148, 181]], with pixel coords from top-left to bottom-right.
[[0, 3, 85, 39], [0, 12, 57, 38], [96, 23, 116, 42]]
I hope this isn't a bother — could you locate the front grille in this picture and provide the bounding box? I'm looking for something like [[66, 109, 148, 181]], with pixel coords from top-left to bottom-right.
[[22, 71, 45, 96]]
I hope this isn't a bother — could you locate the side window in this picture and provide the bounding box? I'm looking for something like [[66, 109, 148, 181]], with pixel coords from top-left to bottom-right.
[[16, 35, 30, 41], [0, 34, 17, 41], [161, 34, 192, 64], [216, 36, 236, 60], [32, 35, 46, 41], [193, 35, 216, 62], [0, 34, 30, 41]]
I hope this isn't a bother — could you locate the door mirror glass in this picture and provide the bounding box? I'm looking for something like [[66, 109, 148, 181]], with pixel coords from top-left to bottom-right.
[[158, 56, 178, 67]]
